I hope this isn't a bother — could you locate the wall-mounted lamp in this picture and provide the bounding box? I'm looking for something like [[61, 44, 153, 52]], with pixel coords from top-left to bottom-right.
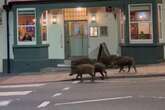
[[91, 13, 96, 23], [32, 18, 36, 24], [51, 15, 57, 24]]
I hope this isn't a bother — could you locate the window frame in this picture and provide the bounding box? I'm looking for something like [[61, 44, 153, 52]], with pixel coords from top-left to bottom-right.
[[41, 10, 48, 44], [17, 8, 36, 45], [128, 4, 153, 44], [89, 26, 98, 37], [119, 9, 125, 43], [100, 26, 108, 37], [158, 3, 163, 42], [0, 9, 2, 26]]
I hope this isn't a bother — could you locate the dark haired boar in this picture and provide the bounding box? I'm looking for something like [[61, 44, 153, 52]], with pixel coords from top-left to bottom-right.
[[113, 56, 137, 73], [94, 62, 107, 80], [69, 64, 95, 82]]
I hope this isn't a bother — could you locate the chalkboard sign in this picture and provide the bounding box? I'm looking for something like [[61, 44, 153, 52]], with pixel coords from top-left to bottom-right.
[[97, 42, 111, 61]]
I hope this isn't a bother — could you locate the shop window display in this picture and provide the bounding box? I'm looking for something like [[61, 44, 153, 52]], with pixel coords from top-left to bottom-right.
[[129, 4, 152, 42], [17, 8, 36, 44]]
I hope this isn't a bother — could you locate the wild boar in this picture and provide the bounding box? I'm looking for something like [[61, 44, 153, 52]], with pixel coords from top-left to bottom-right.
[[98, 55, 118, 67], [69, 64, 95, 82], [113, 56, 137, 73], [94, 62, 107, 80]]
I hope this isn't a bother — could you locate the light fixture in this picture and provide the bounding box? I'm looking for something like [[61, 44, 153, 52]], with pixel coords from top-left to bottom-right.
[[32, 18, 36, 23], [91, 13, 96, 23], [77, 7, 82, 11], [138, 12, 146, 20], [51, 14, 57, 24]]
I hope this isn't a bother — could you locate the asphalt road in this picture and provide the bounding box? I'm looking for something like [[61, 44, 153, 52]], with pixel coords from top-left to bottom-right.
[[1, 77, 165, 110]]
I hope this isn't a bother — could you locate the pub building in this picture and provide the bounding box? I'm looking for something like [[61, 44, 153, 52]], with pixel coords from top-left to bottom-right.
[[0, 0, 164, 73]]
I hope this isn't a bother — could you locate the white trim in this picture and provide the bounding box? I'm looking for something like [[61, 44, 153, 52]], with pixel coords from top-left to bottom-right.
[[119, 9, 125, 43], [158, 4, 163, 42], [41, 10, 48, 44], [128, 3, 153, 44], [16, 8, 36, 45]]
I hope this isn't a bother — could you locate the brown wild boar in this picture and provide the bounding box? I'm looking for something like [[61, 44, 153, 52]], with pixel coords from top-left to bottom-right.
[[70, 62, 107, 80], [94, 62, 107, 80], [69, 64, 95, 82], [98, 55, 118, 67], [113, 56, 137, 73]]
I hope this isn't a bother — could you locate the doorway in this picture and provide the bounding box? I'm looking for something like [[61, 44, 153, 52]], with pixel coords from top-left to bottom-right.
[[64, 21, 88, 59]]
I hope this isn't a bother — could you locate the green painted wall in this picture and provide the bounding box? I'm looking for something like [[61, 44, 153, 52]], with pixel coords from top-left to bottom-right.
[[121, 45, 164, 64]]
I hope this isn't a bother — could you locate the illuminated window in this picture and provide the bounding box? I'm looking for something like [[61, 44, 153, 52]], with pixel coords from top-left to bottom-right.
[[67, 21, 88, 37], [89, 26, 98, 37], [129, 4, 153, 43], [41, 11, 48, 43], [63, 8, 87, 21], [17, 8, 36, 45]]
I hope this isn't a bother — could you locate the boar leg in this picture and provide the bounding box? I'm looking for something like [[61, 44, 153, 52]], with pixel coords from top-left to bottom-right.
[[119, 66, 124, 72], [80, 73, 83, 83], [99, 72, 105, 80], [133, 65, 137, 72], [128, 65, 131, 72]]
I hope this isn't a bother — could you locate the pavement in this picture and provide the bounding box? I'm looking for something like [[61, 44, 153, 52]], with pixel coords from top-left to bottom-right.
[[1, 62, 165, 85]]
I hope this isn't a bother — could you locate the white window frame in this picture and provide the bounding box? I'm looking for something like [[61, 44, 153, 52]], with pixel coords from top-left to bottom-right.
[[119, 9, 125, 43], [158, 4, 163, 42], [41, 10, 48, 44], [0, 8, 3, 26], [17, 8, 36, 45], [129, 4, 153, 44]]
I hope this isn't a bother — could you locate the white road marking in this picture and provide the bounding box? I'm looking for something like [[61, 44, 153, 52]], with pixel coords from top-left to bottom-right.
[[139, 95, 165, 99], [62, 87, 70, 91], [72, 81, 80, 84], [0, 91, 32, 96], [0, 83, 46, 89], [55, 96, 133, 106], [52, 93, 62, 97], [37, 101, 50, 108], [151, 96, 165, 99], [0, 100, 12, 107]]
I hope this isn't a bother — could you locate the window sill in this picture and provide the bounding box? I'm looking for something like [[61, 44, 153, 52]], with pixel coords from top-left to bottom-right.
[[130, 39, 153, 44], [13, 44, 49, 48]]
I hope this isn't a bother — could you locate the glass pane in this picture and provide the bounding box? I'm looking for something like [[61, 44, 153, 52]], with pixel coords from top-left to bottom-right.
[[18, 11, 35, 25], [18, 26, 35, 41], [63, 8, 87, 21], [90, 27, 98, 37], [130, 4, 152, 40], [41, 26, 47, 41], [41, 11, 47, 42], [138, 22, 151, 39], [68, 21, 87, 37], [131, 22, 151, 39], [131, 11, 151, 21], [130, 5, 151, 22], [131, 23, 138, 39]]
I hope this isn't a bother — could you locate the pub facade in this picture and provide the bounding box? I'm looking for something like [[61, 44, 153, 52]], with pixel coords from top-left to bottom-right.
[[0, 0, 165, 73]]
